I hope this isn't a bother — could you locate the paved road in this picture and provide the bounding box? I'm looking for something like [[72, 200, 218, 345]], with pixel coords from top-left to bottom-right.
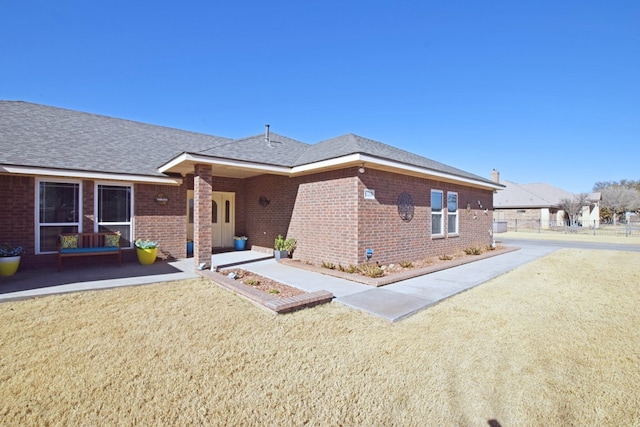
[[497, 237, 640, 252]]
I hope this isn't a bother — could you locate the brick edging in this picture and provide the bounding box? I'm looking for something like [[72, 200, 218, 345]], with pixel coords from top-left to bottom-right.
[[197, 269, 333, 313]]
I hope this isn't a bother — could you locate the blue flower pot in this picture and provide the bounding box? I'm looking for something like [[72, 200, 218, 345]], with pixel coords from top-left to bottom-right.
[[234, 239, 246, 251]]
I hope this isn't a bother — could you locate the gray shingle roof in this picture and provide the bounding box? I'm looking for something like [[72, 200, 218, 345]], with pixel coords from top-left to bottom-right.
[[1, 101, 498, 187], [294, 133, 495, 184], [0, 101, 231, 177], [196, 132, 310, 166], [494, 180, 576, 208]]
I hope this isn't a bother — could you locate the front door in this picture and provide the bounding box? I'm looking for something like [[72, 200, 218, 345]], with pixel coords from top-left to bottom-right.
[[211, 192, 235, 248], [186, 190, 235, 248]]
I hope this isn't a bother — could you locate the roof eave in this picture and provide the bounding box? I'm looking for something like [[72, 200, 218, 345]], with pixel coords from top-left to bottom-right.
[[0, 164, 183, 185]]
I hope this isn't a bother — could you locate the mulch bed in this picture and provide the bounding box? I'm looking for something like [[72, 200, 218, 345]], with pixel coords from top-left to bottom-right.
[[218, 268, 305, 298]]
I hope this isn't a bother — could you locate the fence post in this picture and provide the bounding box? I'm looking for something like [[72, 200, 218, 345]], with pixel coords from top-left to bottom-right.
[[515, 218, 518, 232], [593, 220, 596, 236]]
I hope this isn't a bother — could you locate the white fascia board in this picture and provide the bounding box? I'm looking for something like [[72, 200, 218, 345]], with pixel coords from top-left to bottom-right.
[[0, 165, 182, 185], [292, 154, 503, 190], [291, 153, 363, 175], [159, 153, 291, 175], [364, 155, 503, 190]]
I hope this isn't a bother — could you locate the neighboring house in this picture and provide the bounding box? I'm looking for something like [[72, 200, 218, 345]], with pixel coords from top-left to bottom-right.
[[491, 169, 600, 229], [1, 101, 503, 271]]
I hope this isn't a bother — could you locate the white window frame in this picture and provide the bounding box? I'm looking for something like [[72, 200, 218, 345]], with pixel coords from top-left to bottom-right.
[[35, 178, 82, 254], [95, 182, 134, 249], [447, 191, 459, 235], [431, 189, 444, 237]]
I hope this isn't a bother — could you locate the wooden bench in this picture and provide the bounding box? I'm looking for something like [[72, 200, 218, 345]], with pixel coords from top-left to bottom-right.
[[57, 232, 122, 271]]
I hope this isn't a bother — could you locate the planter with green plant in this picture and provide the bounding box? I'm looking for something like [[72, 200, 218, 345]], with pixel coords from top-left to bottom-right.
[[0, 243, 24, 276], [135, 238, 158, 265], [274, 234, 296, 261]]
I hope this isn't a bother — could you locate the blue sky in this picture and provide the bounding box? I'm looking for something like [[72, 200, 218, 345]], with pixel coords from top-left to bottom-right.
[[2, 0, 638, 193]]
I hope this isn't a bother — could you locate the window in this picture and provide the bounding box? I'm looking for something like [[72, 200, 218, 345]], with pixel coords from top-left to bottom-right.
[[37, 180, 81, 253], [97, 184, 133, 247], [447, 192, 458, 234], [431, 190, 443, 236]]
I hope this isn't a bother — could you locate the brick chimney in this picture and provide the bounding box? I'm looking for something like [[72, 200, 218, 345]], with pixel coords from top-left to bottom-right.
[[491, 169, 500, 183]]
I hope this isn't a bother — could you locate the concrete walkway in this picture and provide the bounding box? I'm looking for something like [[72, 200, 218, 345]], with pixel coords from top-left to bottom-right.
[[236, 244, 558, 321], [1, 242, 559, 321]]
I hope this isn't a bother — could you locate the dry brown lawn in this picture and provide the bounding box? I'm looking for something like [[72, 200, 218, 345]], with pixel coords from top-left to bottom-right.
[[1, 248, 639, 426]]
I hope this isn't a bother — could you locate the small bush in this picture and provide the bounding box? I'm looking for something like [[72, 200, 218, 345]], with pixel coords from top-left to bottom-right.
[[338, 264, 359, 274], [464, 246, 483, 255], [245, 279, 259, 286], [439, 254, 453, 261], [399, 261, 413, 268], [321, 261, 336, 270], [359, 263, 385, 278], [268, 289, 280, 295]]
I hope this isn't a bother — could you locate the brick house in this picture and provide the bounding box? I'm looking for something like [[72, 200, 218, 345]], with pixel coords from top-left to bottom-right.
[[1, 101, 503, 271], [491, 169, 601, 230]]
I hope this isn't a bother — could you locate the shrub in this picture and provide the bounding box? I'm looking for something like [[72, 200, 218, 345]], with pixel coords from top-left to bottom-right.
[[464, 246, 483, 255], [359, 263, 384, 278], [321, 261, 336, 270], [439, 254, 453, 261], [399, 261, 413, 268], [245, 279, 259, 286], [268, 289, 280, 295], [338, 264, 359, 274]]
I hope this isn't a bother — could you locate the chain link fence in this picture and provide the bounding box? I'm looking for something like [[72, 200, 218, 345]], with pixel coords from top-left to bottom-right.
[[493, 219, 640, 237]]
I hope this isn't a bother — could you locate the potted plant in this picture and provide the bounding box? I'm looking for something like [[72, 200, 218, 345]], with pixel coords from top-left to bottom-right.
[[234, 236, 248, 251], [274, 235, 296, 261], [0, 242, 25, 276], [135, 238, 158, 265]]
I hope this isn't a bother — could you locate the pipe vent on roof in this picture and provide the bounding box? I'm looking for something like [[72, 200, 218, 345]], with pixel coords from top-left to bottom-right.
[[265, 124, 271, 147]]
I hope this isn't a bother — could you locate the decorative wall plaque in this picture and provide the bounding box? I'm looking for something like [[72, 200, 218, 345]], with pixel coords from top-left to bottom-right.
[[155, 192, 168, 205], [397, 192, 414, 222]]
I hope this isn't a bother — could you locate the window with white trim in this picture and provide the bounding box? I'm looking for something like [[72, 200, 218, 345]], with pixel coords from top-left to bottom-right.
[[96, 184, 133, 248], [447, 192, 458, 234], [431, 189, 443, 236], [37, 180, 81, 253]]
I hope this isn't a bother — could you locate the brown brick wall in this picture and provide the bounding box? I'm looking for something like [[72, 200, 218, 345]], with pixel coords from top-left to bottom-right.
[[134, 182, 188, 260], [356, 169, 494, 265], [0, 174, 39, 268], [239, 167, 494, 266]]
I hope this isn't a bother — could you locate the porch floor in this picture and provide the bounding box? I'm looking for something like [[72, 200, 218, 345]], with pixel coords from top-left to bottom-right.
[[210, 249, 273, 271]]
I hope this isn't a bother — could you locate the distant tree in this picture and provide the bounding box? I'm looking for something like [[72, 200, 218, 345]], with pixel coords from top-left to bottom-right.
[[600, 186, 640, 224], [594, 179, 640, 192], [559, 193, 589, 229]]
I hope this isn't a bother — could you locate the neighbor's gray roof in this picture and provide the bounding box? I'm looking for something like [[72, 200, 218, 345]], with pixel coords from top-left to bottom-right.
[[0, 101, 231, 177], [1, 101, 496, 186], [494, 180, 576, 208]]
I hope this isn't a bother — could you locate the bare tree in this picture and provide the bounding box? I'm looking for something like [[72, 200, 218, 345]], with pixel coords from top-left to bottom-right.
[[600, 186, 640, 224], [559, 193, 589, 229]]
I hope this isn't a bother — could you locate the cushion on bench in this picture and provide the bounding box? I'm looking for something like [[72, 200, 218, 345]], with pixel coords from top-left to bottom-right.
[[60, 234, 79, 249], [60, 247, 120, 254]]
